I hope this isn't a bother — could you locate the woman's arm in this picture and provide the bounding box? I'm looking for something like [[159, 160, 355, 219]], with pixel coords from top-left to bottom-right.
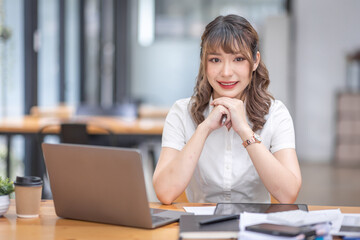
[[244, 138, 301, 203], [153, 124, 209, 204], [212, 97, 302, 203], [153, 104, 230, 205]]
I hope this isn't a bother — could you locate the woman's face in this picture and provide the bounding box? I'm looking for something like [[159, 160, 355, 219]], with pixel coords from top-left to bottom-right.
[[206, 47, 259, 100]]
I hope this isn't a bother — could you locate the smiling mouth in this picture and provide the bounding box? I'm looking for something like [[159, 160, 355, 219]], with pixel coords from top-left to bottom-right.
[[219, 82, 237, 86], [219, 82, 238, 86]]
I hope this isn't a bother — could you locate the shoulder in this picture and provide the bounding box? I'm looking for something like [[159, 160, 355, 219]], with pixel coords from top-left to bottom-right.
[[263, 99, 292, 124], [266, 99, 293, 124], [164, 97, 195, 136], [173, 97, 191, 108], [265, 100, 296, 152], [166, 98, 192, 121], [268, 99, 290, 115], [170, 97, 192, 114]]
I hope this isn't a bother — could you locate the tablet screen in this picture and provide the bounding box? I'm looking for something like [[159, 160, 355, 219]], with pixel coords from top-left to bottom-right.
[[214, 203, 308, 215]]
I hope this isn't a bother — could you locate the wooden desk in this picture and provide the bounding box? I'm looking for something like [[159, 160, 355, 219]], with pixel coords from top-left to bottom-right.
[[0, 115, 164, 135], [0, 116, 164, 178], [1, 200, 359, 240]]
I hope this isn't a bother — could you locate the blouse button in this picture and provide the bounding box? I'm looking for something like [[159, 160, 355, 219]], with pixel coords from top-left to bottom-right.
[[226, 144, 231, 151]]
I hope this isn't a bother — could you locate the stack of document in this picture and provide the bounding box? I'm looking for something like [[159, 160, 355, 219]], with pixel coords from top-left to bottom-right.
[[241, 209, 360, 239], [266, 209, 340, 226], [183, 206, 360, 239], [334, 214, 360, 238], [239, 209, 338, 240]]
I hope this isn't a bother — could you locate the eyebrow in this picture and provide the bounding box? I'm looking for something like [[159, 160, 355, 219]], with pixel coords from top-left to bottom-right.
[[207, 52, 221, 56], [207, 52, 244, 56]]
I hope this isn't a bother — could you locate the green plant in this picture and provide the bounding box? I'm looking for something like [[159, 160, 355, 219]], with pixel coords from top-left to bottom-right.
[[0, 25, 11, 41], [0, 177, 14, 196], [0, 0, 13, 118]]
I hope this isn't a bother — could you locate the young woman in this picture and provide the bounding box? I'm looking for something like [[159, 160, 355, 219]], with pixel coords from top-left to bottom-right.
[[153, 14, 301, 204]]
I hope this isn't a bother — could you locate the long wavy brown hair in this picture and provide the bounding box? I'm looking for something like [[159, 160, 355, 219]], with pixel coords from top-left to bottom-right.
[[190, 14, 274, 132]]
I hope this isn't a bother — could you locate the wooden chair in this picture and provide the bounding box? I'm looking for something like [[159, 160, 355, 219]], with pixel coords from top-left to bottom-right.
[[271, 195, 279, 203], [174, 191, 189, 203], [37, 122, 117, 199], [38, 122, 117, 146]]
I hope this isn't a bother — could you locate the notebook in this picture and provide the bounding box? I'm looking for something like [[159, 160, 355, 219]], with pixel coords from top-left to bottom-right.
[[42, 143, 192, 229]]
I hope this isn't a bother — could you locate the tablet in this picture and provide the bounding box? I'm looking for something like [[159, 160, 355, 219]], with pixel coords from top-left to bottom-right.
[[214, 203, 308, 215]]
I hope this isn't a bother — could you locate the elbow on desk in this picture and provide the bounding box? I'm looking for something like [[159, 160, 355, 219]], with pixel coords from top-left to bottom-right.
[[273, 193, 297, 204], [157, 194, 174, 205], [276, 180, 302, 204], [154, 186, 175, 205], [153, 179, 175, 205], [277, 195, 297, 204]]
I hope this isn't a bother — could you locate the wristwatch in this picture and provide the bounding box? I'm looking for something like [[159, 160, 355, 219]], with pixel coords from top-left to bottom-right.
[[242, 133, 262, 148]]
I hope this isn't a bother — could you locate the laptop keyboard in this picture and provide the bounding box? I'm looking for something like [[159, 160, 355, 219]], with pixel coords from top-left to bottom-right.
[[150, 208, 166, 214], [152, 215, 172, 223]]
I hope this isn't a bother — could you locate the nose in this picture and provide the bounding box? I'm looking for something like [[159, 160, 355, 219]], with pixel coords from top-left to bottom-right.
[[221, 61, 233, 77]]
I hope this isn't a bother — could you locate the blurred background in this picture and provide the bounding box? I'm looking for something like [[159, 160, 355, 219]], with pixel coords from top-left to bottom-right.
[[0, 0, 359, 205]]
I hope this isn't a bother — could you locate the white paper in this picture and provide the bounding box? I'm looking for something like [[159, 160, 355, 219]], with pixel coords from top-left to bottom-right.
[[343, 214, 360, 226], [183, 206, 216, 215], [240, 210, 341, 239], [240, 210, 342, 229], [239, 231, 302, 240], [267, 209, 341, 226], [332, 213, 360, 237]]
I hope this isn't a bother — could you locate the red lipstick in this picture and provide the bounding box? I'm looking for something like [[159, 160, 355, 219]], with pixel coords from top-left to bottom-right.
[[218, 81, 238, 89]]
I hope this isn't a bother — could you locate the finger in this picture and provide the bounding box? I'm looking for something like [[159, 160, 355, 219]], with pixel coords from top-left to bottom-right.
[[225, 116, 231, 125], [226, 121, 232, 130], [210, 98, 227, 106], [212, 96, 232, 104], [222, 109, 231, 126], [212, 98, 234, 109], [211, 105, 227, 126]]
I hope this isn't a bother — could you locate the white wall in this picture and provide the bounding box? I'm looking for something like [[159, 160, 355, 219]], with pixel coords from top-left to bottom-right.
[[294, 0, 360, 162], [263, 14, 291, 110], [131, 40, 200, 106]]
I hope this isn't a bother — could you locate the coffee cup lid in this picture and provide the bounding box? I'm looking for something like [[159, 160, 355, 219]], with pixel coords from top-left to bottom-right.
[[14, 176, 43, 186]]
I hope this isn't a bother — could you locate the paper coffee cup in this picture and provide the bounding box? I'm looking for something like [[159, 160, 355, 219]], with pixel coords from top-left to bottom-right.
[[14, 176, 43, 218]]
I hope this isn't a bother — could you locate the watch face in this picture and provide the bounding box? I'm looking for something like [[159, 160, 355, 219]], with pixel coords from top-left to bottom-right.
[[254, 133, 262, 141]]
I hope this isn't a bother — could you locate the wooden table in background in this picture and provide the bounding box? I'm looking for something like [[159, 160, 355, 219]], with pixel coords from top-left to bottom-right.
[[0, 115, 165, 178], [0, 115, 164, 135], [1, 200, 360, 240]]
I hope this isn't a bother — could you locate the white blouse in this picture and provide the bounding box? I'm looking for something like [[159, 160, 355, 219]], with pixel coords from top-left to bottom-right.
[[161, 98, 295, 203]]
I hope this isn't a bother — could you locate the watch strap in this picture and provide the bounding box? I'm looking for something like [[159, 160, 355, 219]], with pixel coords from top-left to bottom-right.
[[242, 133, 261, 148]]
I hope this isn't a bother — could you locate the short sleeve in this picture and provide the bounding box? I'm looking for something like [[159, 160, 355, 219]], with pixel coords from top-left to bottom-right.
[[161, 99, 188, 151], [269, 100, 296, 153]]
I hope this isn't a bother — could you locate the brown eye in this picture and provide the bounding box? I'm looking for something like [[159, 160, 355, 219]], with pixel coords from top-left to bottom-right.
[[210, 58, 220, 63]]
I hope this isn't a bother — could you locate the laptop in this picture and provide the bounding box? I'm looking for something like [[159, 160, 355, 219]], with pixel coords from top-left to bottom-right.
[[42, 143, 191, 229]]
